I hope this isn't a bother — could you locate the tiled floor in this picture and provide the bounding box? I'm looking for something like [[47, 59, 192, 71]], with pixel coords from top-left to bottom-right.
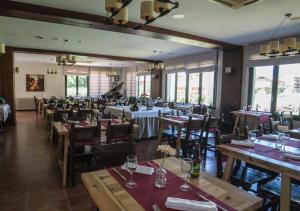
[[0, 111, 217, 211]]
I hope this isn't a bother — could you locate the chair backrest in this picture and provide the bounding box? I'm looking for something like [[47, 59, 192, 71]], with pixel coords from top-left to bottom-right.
[[93, 142, 136, 169], [193, 105, 208, 115], [69, 124, 100, 149], [106, 120, 134, 144], [184, 115, 207, 142], [53, 109, 73, 122]]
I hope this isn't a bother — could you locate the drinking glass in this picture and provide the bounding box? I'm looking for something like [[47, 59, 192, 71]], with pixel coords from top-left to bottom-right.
[[282, 134, 290, 152], [276, 133, 284, 149], [179, 158, 193, 192], [248, 132, 256, 151], [62, 113, 68, 123], [126, 155, 137, 188]]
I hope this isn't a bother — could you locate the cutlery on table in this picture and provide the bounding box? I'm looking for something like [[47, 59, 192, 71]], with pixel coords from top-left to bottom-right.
[[152, 204, 161, 211], [112, 168, 127, 181], [196, 191, 228, 211]]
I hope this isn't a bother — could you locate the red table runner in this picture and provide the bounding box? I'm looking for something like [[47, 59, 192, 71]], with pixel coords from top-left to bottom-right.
[[108, 161, 237, 211], [63, 121, 89, 130], [99, 119, 121, 127]]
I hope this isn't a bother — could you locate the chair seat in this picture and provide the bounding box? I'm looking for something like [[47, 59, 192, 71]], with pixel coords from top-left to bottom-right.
[[231, 166, 271, 186], [261, 177, 300, 205]]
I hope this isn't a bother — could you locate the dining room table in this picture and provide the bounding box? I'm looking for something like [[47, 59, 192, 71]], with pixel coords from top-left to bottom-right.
[[217, 135, 300, 211], [231, 110, 271, 134], [52, 119, 131, 187], [157, 115, 204, 156], [81, 157, 262, 211], [289, 128, 300, 139]]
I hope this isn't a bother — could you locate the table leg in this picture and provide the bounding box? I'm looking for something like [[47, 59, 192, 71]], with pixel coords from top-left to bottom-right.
[[233, 116, 240, 135], [157, 121, 165, 146], [280, 174, 291, 211], [222, 156, 235, 182], [63, 135, 68, 187], [176, 126, 182, 157]]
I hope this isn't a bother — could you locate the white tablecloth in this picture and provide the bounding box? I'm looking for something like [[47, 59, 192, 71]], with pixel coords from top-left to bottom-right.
[[105, 106, 172, 139], [0, 104, 11, 122]]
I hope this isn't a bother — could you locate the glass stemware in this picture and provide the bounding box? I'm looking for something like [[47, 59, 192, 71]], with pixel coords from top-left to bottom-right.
[[126, 155, 137, 188], [282, 133, 290, 152], [248, 131, 256, 152], [179, 158, 193, 192]]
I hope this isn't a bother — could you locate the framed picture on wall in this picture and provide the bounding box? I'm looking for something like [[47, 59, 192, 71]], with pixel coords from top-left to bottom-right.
[[26, 74, 45, 92]]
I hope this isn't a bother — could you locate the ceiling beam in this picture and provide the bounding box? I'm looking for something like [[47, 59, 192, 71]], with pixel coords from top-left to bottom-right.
[[11, 47, 160, 63], [0, 0, 238, 50]]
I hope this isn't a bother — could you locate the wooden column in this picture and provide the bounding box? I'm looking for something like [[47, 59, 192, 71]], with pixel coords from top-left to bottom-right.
[[0, 47, 16, 125], [151, 70, 162, 98], [221, 47, 244, 119]]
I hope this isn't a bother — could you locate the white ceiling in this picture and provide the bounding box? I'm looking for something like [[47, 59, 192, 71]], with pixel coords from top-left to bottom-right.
[[1, 0, 300, 61], [14, 52, 142, 67]]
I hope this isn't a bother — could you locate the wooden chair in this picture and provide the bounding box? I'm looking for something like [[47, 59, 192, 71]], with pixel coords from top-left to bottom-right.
[[53, 109, 73, 122], [68, 123, 100, 186], [106, 119, 134, 144]]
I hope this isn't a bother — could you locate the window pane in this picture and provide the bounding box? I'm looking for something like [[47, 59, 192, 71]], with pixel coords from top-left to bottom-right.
[[166, 73, 176, 102], [176, 72, 186, 103], [188, 73, 200, 104], [78, 76, 88, 97], [66, 75, 77, 97], [138, 76, 145, 96], [136, 76, 139, 96], [277, 64, 300, 115], [202, 72, 215, 105], [145, 75, 151, 96], [252, 66, 273, 112]]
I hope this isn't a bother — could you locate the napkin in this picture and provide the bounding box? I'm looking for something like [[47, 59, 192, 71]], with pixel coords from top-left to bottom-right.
[[121, 164, 154, 175], [165, 197, 218, 211], [231, 139, 254, 147], [283, 152, 300, 161], [262, 134, 278, 140], [277, 125, 289, 133]]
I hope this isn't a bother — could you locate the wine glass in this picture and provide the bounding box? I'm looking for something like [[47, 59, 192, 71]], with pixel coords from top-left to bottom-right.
[[282, 133, 290, 152], [248, 132, 256, 152], [126, 155, 137, 188], [179, 158, 193, 192], [62, 113, 68, 123]]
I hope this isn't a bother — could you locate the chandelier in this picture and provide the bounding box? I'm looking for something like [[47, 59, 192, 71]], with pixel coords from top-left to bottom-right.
[[56, 55, 76, 66], [145, 62, 165, 72], [0, 43, 5, 55], [259, 14, 300, 58], [47, 67, 58, 74], [105, 0, 179, 27]]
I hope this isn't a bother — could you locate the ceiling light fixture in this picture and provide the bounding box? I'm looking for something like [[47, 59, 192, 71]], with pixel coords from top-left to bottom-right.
[[47, 67, 58, 74], [259, 13, 300, 58], [0, 43, 5, 55], [56, 39, 77, 66], [172, 14, 184, 19], [145, 62, 165, 72]]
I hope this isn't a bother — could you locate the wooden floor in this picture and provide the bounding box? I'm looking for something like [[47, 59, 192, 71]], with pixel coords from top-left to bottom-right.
[[0, 111, 217, 211]]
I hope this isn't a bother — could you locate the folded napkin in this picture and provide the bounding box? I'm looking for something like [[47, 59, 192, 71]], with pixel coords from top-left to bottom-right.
[[165, 197, 218, 211], [283, 152, 300, 161], [121, 164, 154, 175], [231, 139, 254, 147], [277, 125, 289, 133], [262, 134, 278, 140]]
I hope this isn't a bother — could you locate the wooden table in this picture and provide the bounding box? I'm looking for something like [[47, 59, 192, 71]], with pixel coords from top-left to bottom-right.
[[217, 139, 300, 211], [157, 116, 203, 155], [231, 111, 270, 134], [82, 157, 262, 211], [53, 120, 132, 187]]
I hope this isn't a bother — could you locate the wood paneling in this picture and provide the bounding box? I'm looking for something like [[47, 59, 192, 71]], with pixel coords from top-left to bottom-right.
[[221, 47, 244, 120], [0, 0, 237, 50], [151, 71, 162, 98], [0, 47, 16, 125]]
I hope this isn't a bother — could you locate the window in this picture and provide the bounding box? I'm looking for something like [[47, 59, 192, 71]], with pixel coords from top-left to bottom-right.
[[65, 75, 89, 97], [188, 73, 200, 104], [176, 72, 187, 103], [136, 75, 151, 97], [89, 70, 110, 97], [251, 66, 273, 112], [126, 70, 136, 97], [202, 71, 215, 105], [277, 64, 300, 115], [166, 73, 176, 102]]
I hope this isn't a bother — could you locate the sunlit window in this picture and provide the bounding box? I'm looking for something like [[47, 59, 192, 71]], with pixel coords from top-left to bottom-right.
[[188, 73, 200, 104], [66, 75, 88, 97], [136, 75, 151, 97], [176, 72, 187, 103], [202, 71, 215, 105], [166, 73, 176, 102]]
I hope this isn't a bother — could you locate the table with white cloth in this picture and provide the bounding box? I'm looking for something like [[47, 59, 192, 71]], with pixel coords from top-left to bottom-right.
[[0, 104, 11, 122], [105, 106, 172, 139]]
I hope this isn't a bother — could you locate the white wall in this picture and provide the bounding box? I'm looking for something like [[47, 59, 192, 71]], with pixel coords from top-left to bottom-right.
[[14, 62, 65, 99]]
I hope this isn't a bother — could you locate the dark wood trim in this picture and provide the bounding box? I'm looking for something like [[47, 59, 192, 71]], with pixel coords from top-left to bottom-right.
[[247, 67, 254, 106], [0, 0, 238, 50], [11, 47, 159, 63], [270, 65, 279, 114]]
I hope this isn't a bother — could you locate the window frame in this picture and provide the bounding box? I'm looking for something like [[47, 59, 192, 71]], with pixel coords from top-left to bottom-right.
[[136, 74, 151, 97], [65, 75, 89, 97], [248, 65, 300, 119]]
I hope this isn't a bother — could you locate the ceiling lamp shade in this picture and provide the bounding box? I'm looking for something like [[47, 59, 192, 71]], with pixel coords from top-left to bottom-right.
[[141, 1, 155, 21], [113, 7, 128, 24], [154, 0, 171, 13], [269, 40, 280, 54], [105, 0, 122, 13], [284, 37, 297, 52], [0, 43, 5, 54]]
